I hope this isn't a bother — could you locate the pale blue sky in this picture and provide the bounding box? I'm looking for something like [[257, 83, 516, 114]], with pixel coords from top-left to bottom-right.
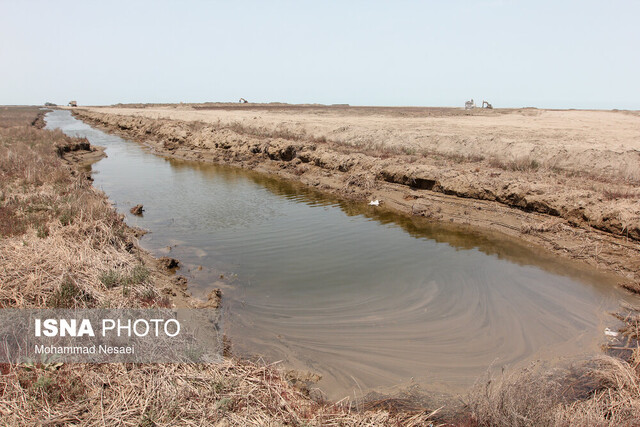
[[1, 0, 638, 109]]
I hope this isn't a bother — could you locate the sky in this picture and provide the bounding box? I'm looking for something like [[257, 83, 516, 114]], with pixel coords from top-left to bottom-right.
[[1, 0, 639, 109]]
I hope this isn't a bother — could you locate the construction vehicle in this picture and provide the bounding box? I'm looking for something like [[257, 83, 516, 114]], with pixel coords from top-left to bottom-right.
[[482, 100, 493, 109], [68, 101, 77, 107]]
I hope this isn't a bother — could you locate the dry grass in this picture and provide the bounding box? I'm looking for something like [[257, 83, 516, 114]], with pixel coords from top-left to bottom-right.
[[223, 120, 329, 145], [223, 118, 638, 189], [0, 106, 48, 128], [520, 219, 564, 234], [488, 156, 541, 172], [469, 302, 640, 426], [0, 114, 144, 309], [487, 154, 640, 186], [468, 361, 578, 426], [603, 189, 640, 201], [555, 355, 640, 426], [468, 355, 640, 426], [0, 361, 440, 426]]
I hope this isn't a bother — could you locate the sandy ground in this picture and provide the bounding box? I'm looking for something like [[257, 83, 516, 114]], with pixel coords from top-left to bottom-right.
[[71, 104, 640, 284]]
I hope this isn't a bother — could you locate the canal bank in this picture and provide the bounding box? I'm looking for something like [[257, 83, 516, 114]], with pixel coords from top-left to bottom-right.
[[46, 109, 638, 402], [70, 106, 640, 289]]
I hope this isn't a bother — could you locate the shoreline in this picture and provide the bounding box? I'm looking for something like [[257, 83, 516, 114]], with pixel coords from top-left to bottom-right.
[[70, 106, 640, 285], [40, 108, 201, 310]]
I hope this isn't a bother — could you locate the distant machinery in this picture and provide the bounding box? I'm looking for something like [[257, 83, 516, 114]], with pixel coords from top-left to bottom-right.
[[68, 100, 77, 107], [239, 98, 248, 103], [465, 99, 494, 109]]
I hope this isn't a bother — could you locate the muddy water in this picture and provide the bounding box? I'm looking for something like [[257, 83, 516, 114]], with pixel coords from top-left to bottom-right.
[[47, 110, 631, 399]]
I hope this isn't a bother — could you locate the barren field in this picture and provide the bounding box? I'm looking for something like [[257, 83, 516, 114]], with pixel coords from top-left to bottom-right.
[[72, 104, 640, 284], [96, 104, 640, 182]]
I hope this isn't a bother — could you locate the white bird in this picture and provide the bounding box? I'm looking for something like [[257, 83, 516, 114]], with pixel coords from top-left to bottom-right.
[[604, 328, 619, 337], [369, 199, 380, 206]]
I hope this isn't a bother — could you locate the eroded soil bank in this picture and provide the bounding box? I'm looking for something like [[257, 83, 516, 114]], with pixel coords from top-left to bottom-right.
[[71, 105, 640, 284]]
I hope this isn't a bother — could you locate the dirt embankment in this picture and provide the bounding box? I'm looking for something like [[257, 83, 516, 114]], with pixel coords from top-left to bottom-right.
[[72, 106, 640, 283]]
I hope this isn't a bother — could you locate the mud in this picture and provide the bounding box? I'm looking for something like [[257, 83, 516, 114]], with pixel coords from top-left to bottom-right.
[[70, 106, 640, 284], [55, 135, 106, 167], [129, 204, 144, 215]]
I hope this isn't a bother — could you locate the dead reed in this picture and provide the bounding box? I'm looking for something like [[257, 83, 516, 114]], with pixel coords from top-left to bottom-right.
[[603, 189, 640, 201], [520, 219, 564, 234], [0, 360, 440, 426], [468, 355, 640, 426]]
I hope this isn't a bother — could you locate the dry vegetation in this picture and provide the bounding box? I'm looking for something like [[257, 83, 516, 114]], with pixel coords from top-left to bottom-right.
[[0, 109, 152, 309], [221, 118, 639, 187], [0, 361, 443, 426], [468, 355, 640, 426], [467, 303, 640, 426], [0, 107, 438, 425]]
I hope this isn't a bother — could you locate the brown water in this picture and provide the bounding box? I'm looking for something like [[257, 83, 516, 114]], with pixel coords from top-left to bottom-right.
[[46, 110, 632, 399]]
